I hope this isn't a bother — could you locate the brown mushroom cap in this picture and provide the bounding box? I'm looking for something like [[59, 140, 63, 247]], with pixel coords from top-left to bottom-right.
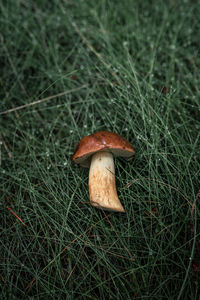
[[73, 131, 135, 168]]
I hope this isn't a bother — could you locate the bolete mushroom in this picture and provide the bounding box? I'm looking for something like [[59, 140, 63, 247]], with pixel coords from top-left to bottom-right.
[[73, 131, 135, 212]]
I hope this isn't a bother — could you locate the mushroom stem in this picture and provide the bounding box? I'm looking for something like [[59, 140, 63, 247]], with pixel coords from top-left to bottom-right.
[[89, 151, 125, 212]]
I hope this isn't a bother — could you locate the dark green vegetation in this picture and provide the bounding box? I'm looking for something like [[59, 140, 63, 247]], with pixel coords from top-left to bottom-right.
[[0, 0, 200, 299]]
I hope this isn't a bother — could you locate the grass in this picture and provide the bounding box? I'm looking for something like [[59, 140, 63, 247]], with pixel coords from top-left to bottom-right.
[[0, 0, 200, 299]]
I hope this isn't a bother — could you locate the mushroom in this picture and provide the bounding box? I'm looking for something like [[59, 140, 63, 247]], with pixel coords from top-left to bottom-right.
[[73, 131, 135, 212]]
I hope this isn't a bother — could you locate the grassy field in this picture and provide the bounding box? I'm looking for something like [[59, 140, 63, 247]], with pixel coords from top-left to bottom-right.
[[1, 0, 200, 299]]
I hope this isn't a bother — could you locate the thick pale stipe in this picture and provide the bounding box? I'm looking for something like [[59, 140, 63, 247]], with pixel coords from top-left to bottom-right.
[[89, 152, 125, 212]]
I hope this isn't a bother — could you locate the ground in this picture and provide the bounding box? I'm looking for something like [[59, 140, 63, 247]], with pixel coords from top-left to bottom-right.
[[0, 0, 200, 299]]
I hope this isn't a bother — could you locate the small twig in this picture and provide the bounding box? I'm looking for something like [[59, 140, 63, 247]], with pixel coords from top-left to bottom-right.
[[6, 205, 26, 227], [156, 223, 175, 236], [0, 85, 87, 115], [11, 103, 23, 125], [0, 273, 6, 284], [71, 21, 122, 85], [0, 134, 12, 158]]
